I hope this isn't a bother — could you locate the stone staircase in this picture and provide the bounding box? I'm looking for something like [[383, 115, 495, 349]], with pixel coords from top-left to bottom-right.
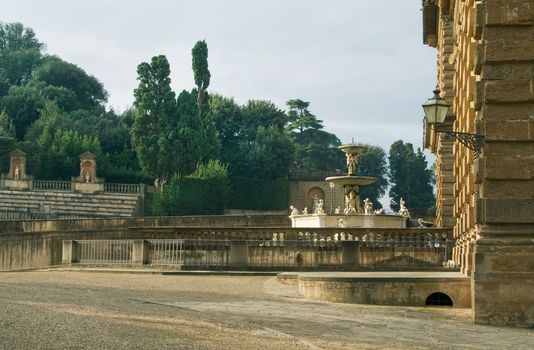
[[0, 189, 142, 219]]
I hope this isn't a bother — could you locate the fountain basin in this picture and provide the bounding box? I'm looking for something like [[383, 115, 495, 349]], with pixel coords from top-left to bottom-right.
[[325, 175, 377, 187], [290, 214, 407, 228]]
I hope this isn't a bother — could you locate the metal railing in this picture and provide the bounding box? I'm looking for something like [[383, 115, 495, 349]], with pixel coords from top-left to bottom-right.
[[248, 240, 342, 268], [360, 240, 453, 268], [77, 239, 133, 264], [32, 180, 72, 191], [148, 239, 230, 267]]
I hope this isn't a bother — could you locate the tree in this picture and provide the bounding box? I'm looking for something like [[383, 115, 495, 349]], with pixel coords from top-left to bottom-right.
[[358, 145, 388, 209], [132, 55, 177, 189], [286, 99, 323, 133], [0, 109, 15, 138], [207, 94, 244, 173], [44, 129, 102, 180], [242, 100, 288, 138], [286, 98, 341, 171], [388, 140, 434, 211], [0, 22, 44, 88], [32, 56, 108, 110], [0, 85, 44, 139], [245, 125, 295, 179], [192, 40, 210, 117], [191, 41, 218, 162]]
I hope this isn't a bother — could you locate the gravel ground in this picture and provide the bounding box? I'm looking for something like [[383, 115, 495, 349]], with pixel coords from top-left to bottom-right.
[[0, 271, 532, 350]]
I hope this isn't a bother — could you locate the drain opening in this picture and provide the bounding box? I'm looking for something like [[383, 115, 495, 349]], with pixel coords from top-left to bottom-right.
[[425, 292, 453, 306]]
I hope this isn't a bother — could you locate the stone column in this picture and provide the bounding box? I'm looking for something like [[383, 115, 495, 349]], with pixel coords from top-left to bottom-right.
[[132, 240, 148, 265], [230, 241, 248, 268], [62, 240, 79, 264], [341, 241, 360, 268]]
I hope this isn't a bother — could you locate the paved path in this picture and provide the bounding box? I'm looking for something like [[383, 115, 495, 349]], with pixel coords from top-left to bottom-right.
[[0, 271, 532, 349]]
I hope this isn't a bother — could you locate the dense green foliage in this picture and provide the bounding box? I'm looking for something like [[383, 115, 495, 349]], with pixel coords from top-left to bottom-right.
[[152, 160, 229, 215], [286, 99, 344, 171], [388, 140, 435, 211], [358, 145, 388, 209], [0, 22, 143, 183]]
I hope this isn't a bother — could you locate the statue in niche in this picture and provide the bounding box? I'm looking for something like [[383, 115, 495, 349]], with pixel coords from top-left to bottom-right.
[[346, 153, 357, 175], [14, 166, 20, 180], [363, 198, 373, 215], [398, 197, 411, 218], [85, 171, 91, 183]]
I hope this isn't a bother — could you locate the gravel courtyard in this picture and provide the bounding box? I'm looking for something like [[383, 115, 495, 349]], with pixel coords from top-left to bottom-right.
[[0, 271, 532, 350]]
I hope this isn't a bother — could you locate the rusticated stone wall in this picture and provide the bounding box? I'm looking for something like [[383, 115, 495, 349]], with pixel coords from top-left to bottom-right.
[[424, 0, 534, 327]]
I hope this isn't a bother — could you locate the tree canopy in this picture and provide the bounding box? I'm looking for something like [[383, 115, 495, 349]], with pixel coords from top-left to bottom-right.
[[388, 140, 435, 211]]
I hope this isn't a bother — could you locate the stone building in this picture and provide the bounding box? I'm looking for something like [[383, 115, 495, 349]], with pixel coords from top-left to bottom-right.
[[422, 0, 534, 326]]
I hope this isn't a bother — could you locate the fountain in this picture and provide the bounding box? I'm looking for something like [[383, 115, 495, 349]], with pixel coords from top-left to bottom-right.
[[290, 142, 408, 228]]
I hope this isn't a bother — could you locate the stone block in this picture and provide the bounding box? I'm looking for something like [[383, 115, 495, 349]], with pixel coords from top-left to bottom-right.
[[476, 198, 534, 223], [485, 0, 534, 25], [484, 80, 533, 103], [485, 119, 531, 141], [473, 238, 534, 327], [485, 39, 534, 62], [482, 62, 534, 80], [482, 179, 534, 198]]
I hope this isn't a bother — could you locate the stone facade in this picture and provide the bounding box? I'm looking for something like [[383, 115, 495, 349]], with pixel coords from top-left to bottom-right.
[[289, 175, 345, 214], [423, 0, 534, 326]]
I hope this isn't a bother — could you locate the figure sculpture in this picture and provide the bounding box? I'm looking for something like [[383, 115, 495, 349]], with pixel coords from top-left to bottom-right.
[[289, 205, 300, 216], [14, 166, 20, 180], [85, 171, 91, 183], [315, 199, 325, 215], [302, 207, 308, 215], [363, 198, 373, 215], [346, 153, 357, 175], [398, 197, 411, 218], [344, 190, 358, 214]]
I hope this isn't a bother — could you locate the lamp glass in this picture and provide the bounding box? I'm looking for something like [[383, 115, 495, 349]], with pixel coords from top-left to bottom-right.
[[422, 89, 449, 124]]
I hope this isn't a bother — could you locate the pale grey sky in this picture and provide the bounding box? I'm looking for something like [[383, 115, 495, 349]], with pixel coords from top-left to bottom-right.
[[2, 0, 438, 151]]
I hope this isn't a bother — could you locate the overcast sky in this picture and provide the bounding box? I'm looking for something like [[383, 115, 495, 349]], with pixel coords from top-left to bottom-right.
[[2, 0, 438, 151]]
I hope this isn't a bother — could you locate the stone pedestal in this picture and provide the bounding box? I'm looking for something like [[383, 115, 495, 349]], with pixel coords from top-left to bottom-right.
[[230, 241, 248, 267], [3, 179, 30, 190], [132, 240, 148, 265], [73, 181, 104, 193], [62, 240, 79, 264], [341, 241, 360, 268]]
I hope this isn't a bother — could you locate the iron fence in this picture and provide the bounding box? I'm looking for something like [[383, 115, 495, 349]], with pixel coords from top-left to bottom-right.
[[66, 231, 454, 269], [147, 239, 230, 267], [248, 240, 342, 268], [77, 239, 133, 264]]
